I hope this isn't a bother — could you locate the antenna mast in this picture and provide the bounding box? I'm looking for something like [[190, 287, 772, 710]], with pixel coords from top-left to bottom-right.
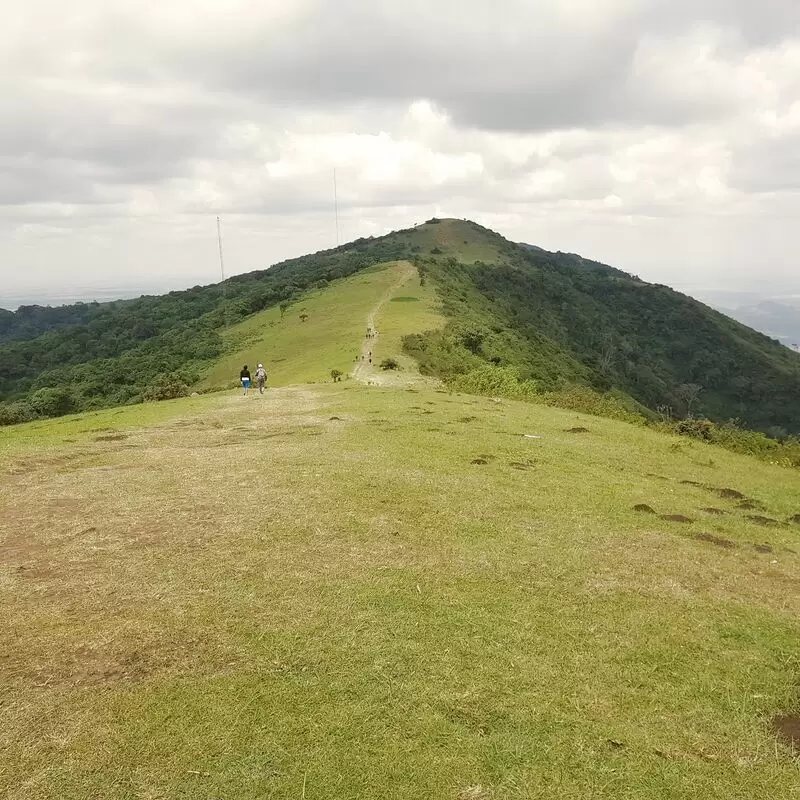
[[333, 168, 340, 246], [216, 216, 226, 283]]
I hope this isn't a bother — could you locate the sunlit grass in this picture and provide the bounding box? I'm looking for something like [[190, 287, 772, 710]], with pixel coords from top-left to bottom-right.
[[200, 263, 414, 390], [1, 381, 799, 799]]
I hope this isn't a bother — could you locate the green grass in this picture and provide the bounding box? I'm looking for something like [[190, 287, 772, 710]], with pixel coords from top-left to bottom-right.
[[370, 269, 444, 376], [2, 379, 800, 799], [200, 262, 414, 390], [404, 218, 506, 263]]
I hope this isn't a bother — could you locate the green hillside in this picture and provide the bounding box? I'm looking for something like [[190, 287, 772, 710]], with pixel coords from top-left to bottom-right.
[[402, 220, 800, 435], [3, 253, 800, 798], [2, 378, 800, 798], [2, 217, 800, 437]]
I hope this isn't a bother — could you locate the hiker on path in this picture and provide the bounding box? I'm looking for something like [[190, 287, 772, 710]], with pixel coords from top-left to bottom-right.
[[255, 363, 267, 394], [240, 365, 251, 395]]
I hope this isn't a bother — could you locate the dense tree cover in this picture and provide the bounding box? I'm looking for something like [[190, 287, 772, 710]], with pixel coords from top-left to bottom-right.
[[405, 226, 800, 434], [0, 233, 413, 423], [4, 216, 799, 435]]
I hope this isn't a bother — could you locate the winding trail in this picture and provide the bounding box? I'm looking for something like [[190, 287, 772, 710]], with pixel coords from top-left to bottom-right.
[[352, 262, 415, 385]]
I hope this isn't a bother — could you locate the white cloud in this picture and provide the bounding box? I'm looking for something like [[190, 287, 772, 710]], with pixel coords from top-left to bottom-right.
[[2, 0, 800, 305]]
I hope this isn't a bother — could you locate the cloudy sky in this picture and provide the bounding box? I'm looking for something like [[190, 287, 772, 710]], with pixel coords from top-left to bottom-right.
[[3, 0, 800, 307]]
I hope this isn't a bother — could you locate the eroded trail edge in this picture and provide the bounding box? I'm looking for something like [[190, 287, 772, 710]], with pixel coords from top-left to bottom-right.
[[352, 261, 416, 385]]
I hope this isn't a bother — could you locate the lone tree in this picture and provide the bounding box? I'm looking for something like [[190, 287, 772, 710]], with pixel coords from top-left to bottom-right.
[[330, 369, 343, 382], [676, 383, 703, 418], [279, 300, 291, 318]]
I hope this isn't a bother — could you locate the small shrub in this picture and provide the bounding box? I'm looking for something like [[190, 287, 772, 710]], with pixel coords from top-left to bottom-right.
[[675, 418, 714, 440], [540, 386, 644, 424], [142, 375, 190, 402], [29, 387, 77, 418], [380, 358, 400, 371], [449, 366, 538, 401], [0, 401, 38, 426], [330, 369, 343, 382]]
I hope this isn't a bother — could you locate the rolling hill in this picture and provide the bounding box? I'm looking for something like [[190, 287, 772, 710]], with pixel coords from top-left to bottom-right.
[[2, 218, 800, 435], [2, 263, 799, 798]]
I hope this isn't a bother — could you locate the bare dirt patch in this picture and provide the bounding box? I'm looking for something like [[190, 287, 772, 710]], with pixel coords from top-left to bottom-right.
[[6, 640, 195, 689], [634, 504, 657, 514], [712, 487, 746, 500], [94, 433, 129, 442], [788, 514, 800, 525], [692, 532, 736, 549], [565, 427, 590, 434], [4, 451, 89, 476], [458, 786, 493, 800], [738, 500, 766, 511], [680, 480, 703, 486], [747, 515, 780, 527], [471, 458, 489, 465], [660, 514, 693, 523], [753, 544, 774, 554], [700, 507, 728, 516], [508, 460, 535, 471], [772, 715, 800, 750]]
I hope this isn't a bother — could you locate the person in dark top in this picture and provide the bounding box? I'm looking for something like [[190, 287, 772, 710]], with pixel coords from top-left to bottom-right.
[[240, 365, 251, 395]]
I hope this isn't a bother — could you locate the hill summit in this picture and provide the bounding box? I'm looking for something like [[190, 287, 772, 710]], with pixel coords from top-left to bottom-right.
[[1, 217, 800, 434]]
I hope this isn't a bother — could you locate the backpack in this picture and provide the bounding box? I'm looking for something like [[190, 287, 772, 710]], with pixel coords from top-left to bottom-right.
[[256, 367, 267, 380]]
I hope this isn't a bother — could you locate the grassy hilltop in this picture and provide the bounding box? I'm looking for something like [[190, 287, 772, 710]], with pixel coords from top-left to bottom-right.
[[3, 218, 800, 436], [1, 260, 800, 799]]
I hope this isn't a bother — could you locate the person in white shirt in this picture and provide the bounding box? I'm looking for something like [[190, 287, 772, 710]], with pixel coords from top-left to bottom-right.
[[255, 363, 267, 394]]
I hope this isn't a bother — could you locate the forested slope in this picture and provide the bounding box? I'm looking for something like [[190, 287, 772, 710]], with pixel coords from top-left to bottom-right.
[[3, 217, 799, 435], [404, 221, 800, 434]]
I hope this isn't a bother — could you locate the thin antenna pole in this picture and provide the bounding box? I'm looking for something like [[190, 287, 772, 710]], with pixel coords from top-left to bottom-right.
[[333, 168, 340, 246], [216, 216, 226, 283]]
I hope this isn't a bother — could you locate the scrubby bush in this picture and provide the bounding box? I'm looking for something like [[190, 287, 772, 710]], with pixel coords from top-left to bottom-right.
[[29, 387, 77, 418], [330, 369, 343, 382], [674, 417, 715, 440], [539, 386, 645, 424], [449, 366, 539, 400], [0, 401, 38, 426], [142, 375, 190, 402], [380, 358, 399, 371]]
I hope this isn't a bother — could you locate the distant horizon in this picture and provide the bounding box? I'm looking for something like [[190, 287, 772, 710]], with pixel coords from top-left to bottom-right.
[[2, 277, 798, 314], [3, 270, 798, 314]]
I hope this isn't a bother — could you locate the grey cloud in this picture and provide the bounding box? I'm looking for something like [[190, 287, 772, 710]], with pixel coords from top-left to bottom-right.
[[730, 134, 800, 192], [124, 0, 798, 133], [2, 0, 800, 300], [640, 0, 800, 47]]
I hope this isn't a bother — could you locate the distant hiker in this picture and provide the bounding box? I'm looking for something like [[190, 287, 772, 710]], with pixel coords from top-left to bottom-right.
[[240, 365, 251, 395], [255, 363, 267, 394]]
